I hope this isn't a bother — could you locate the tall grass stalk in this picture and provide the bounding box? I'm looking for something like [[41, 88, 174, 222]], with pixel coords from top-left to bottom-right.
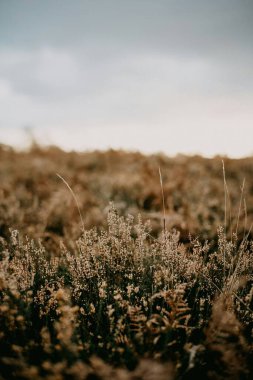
[[158, 166, 166, 234], [56, 173, 85, 234]]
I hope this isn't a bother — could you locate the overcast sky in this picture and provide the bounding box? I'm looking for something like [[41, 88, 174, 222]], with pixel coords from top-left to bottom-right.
[[0, 0, 253, 157]]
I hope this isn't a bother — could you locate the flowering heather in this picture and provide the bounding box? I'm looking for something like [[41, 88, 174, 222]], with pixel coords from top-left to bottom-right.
[[0, 145, 252, 379]]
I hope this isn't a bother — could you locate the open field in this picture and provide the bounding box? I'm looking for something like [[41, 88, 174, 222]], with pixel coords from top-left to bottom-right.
[[0, 144, 252, 379]]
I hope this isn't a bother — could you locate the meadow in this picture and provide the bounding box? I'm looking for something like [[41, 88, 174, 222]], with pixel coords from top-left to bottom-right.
[[0, 143, 252, 379]]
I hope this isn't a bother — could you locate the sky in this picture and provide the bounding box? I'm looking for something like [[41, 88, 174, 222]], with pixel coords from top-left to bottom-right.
[[0, 0, 253, 157]]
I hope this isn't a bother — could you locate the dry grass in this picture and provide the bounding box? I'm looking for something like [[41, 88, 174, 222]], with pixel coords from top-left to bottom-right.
[[0, 144, 252, 379]]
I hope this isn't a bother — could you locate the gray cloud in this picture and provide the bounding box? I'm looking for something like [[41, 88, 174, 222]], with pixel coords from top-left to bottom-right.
[[0, 0, 252, 98], [0, 0, 253, 156], [1, 1, 253, 55]]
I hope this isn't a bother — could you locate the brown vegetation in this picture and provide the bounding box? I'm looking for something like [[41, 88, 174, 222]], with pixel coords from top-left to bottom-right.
[[0, 144, 252, 379]]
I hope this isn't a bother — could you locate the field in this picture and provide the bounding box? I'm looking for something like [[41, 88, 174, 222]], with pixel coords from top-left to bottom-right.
[[0, 143, 252, 379]]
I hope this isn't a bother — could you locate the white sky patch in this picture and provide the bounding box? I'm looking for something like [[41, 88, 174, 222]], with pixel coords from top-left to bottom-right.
[[0, 47, 252, 157], [0, 78, 12, 97], [35, 47, 80, 89], [0, 123, 252, 158]]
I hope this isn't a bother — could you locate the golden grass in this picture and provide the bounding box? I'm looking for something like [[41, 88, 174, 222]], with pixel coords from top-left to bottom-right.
[[0, 144, 252, 379]]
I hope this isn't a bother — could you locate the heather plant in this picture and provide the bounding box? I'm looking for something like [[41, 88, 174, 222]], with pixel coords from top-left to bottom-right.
[[0, 146, 253, 379], [0, 202, 252, 379]]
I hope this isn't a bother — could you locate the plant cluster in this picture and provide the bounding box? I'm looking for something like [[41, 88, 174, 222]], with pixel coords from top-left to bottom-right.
[[0, 145, 252, 379], [1, 144, 253, 246]]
